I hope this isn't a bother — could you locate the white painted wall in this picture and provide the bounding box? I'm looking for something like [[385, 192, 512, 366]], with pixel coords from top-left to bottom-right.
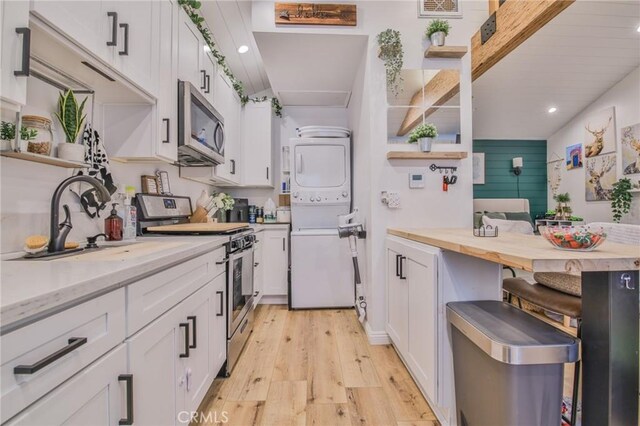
[[547, 67, 640, 224], [251, 0, 487, 336]]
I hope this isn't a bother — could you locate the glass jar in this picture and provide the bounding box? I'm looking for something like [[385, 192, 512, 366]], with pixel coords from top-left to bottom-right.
[[21, 115, 54, 156]]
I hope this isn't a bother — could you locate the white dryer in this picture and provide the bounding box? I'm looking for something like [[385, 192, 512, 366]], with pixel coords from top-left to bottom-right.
[[289, 128, 354, 309]]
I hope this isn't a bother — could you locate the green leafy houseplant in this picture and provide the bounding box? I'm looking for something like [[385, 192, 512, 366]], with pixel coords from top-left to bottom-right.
[[553, 193, 571, 203], [408, 123, 438, 143], [425, 19, 450, 38], [54, 90, 87, 143], [0, 121, 37, 141], [177, 0, 283, 117], [611, 178, 632, 223], [377, 29, 403, 97], [553, 192, 572, 220]]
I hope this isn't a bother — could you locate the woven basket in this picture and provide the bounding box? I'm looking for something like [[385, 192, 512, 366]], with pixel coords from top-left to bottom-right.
[[533, 272, 581, 297]]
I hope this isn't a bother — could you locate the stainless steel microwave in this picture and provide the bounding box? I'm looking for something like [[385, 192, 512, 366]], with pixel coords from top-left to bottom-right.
[[177, 80, 225, 166]]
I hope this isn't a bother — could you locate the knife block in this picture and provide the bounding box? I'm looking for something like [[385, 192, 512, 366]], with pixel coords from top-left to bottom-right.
[[190, 206, 210, 223]]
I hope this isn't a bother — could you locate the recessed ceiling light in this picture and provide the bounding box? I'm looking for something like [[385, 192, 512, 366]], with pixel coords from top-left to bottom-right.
[[238, 45, 249, 54], [548, 107, 558, 113]]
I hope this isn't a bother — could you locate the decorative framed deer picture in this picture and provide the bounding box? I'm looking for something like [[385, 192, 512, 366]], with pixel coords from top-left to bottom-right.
[[621, 122, 640, 175], [584, 107, 616, 158], [585, 153, 617, 201]]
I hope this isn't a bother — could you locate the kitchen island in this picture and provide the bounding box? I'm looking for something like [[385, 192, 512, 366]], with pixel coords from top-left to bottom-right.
[[387, 228, 639, 426]]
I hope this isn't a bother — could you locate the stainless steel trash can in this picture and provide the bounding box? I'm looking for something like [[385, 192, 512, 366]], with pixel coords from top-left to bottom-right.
[[447, 300, 580, 426]]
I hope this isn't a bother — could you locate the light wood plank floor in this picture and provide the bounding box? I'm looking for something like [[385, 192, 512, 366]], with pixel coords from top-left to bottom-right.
[[196, 305, 439, 426]]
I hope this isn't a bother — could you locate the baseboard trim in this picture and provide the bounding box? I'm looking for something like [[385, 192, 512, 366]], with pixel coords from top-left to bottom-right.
[[258, 295, 288, 305], [365, 322, 391, 345]]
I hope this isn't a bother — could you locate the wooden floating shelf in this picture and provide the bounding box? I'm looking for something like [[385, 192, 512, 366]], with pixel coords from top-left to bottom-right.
[[387, 151, 468, 160], [424, 45, 468, 59], [1, 151, 90, 168]]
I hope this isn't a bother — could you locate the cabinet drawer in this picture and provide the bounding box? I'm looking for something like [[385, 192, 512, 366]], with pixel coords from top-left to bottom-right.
[[127, 246, 226, 336], [0, 289, 125, 423]]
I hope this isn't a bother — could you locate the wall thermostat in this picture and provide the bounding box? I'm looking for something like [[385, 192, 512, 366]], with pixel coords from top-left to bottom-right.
[[409, 173, 425, 188]]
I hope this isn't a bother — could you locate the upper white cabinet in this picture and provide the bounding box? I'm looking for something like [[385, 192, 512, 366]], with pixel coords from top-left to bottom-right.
[[386, 236, 439, 403], [1, 0, 30, 106], [177, 8, 204, 93], [242, 102, 273, 187], [213, 71, 241, 185], [262, 227, 289, 296]]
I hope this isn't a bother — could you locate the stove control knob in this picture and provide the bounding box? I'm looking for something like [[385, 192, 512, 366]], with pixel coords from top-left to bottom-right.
[[315, 197, 322, 202], [342, 191, 348, 198]]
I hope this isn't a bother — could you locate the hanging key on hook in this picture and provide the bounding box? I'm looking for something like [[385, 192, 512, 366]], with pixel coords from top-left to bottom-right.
[[443, 175, 449, 192]]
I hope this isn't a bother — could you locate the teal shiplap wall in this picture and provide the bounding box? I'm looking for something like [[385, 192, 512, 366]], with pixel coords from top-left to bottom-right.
[[473, 140, 548, 219]]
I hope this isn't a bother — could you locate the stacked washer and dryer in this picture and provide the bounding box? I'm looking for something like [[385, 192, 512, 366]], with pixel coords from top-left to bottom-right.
[[290, 126, 355, 309]]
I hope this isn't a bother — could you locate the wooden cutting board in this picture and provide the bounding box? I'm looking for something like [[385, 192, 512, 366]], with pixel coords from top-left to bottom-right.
[[147, 222, 250, 233]]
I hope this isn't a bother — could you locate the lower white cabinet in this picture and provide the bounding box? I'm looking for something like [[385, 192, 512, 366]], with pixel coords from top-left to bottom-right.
[[253, 231, 265, 305], [211, 272, 227, 375], [386, 236, 439, 403], [262, 227, 290, 296], [6, 345, 128, 426]]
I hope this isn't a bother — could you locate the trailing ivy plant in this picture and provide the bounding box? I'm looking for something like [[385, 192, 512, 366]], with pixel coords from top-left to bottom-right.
[[377, 29, 403, 97], [611, 178, 632, 223], [177, 0, 282, 117]]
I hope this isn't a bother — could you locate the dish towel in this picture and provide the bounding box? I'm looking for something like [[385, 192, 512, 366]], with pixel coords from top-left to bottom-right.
[[74, 124, 117, 218]]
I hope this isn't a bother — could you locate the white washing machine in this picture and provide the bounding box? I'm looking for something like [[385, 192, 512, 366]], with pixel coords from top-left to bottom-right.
[[289, 128, 354, 309]]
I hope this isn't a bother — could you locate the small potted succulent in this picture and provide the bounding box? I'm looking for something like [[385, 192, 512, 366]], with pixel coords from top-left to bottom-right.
[[553, 192, 572, 220], [0, 121, 38, 152], [408, 123, 438, 152], [54, 89, 88, 162], [425, 19, 450, 47]]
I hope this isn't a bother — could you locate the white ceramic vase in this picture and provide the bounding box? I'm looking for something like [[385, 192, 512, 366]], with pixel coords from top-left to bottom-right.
[[430, 32, 446, 46], [58, 143, 86, 163], [419, 137, 433, 152]]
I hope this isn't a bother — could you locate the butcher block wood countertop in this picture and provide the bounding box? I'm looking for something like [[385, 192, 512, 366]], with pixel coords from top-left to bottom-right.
[[388, 228, 640, 273]]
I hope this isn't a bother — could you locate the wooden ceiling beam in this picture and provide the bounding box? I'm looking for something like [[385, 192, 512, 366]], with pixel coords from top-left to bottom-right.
[[396, 0, 575, 136]]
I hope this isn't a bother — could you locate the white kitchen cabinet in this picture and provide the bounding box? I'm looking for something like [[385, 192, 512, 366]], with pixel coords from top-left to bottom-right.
[[177, 7, 213, 100], [262, 227, 289, 296], [202, 51, 217, 106], [6, 345, 128, 426], [386, 246, 408, 355], [213, 71, 242, 185], [253, 231, 265, 305], [242, 102, 273, 187], [211, 272, 227, 375], [386, 236, 439, 403], [1, 0, 30, 106], [30, 1, 111, 66]]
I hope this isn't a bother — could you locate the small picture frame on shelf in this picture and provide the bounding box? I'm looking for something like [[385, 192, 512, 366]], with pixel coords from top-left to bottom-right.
[[141, 175, 160, 194]]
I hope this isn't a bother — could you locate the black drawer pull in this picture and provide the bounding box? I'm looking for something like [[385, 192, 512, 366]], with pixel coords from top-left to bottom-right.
[[216, 291, 224, 316], [179, 323, 190, 358], [230, 159, 236, 175], [200, 70, 206, 90], [118, 374, 134, 425], [106, 12, 118, 46], [14, 337, 87, 374], [187, 316, 197, 349], [395, 254, 401, 277], [216, 256, 229, 265], [119, 23, 129, 56], [205, 73, 211, 94], [162, 118, 170, 143], [399, 256, 407, 280], [14, 27, 30, 77]]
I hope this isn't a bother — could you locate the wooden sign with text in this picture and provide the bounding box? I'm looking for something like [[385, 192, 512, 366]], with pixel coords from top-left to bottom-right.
[[275, 3, 357, 26]]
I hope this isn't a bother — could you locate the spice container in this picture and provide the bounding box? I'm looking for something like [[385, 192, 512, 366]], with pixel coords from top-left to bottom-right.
[[22, 115, 53, 156]]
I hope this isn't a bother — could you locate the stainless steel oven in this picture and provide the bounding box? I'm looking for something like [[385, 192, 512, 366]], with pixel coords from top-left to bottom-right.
[[177, 80, 225, 166], [226, 230, 255, 374]]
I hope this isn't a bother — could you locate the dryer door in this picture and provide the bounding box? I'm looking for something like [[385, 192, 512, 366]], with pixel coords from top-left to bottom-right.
[[293, 144, 347, 188]]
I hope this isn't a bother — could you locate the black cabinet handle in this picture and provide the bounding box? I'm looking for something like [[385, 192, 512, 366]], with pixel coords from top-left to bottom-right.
[[14, 337, 87, 374], [179, 323, 190, 358], [230, 159, 236, 175], [266, 167, 269, 180], [14, 28, 30, 77], [395, 254, 401, 277], [118, 374, 134, 425], [205, 73, 211, 94], [106, 12, 118, 46], [187, 316, 197, 349], [282, 238, 286, 251], [399, 256, 407, 280], [119, 23, 129, 56], [216, 291, 224, 316], [216, 256, 229, 265], [162, 118, 170, 144], [200, 70, 206, 90]]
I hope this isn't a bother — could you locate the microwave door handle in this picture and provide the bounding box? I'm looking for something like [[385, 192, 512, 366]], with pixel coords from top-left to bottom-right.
[[296, 153, 302, 174], [214, 122, 225, 152]]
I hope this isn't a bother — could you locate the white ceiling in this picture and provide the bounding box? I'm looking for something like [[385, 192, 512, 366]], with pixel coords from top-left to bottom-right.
[[473, 0, 640, 140], [200, 0, 270, 95], [254, 32, 368, 107]]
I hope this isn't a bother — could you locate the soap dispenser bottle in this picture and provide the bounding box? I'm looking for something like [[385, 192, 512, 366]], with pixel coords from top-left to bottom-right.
[[105, 203, 123, 241]]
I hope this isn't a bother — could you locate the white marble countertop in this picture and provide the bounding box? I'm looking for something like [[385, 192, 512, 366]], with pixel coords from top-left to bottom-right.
[[0, 235, 228, 334]]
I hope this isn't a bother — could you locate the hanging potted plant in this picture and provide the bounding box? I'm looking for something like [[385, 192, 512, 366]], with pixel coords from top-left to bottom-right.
[[54, 89, 88, 162], [377, 29, 403, 97], [553, 192, 572, 220], [408, 123, 438, 152], [425, 19, 450, 47], [611, 178, 632, 223]]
